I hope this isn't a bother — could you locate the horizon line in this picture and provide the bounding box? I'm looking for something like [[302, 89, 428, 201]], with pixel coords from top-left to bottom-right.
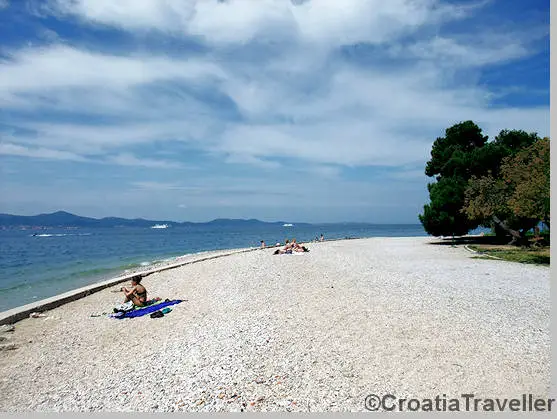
[[0, 210, 422, 226]]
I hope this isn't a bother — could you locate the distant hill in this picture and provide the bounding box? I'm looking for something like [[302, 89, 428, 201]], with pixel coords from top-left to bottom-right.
[[0, 211, 307, 228], [207, 218, 287, 226]]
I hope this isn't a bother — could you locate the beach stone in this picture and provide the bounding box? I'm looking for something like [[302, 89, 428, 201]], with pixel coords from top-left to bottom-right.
[[0, 238, 550, 412], [0, 325, 14, 333], [0, 343, 18, 351]]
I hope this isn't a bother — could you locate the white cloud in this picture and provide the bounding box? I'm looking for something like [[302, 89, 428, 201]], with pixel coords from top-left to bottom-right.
[[107, 153, 183, 169], [6, 42, 545, 161], [38, 28, 61, 43], [3, 119, 213, 155], [0, 37, 547, 169], [0, 45, 222, 93], [213, 121, 428, 167], [0, 0, 9, 10], [35, 0, 194, 30], [0, 142, 183, 169], [0, 142, 89, 161], [298, 164, 341, 178], [223, 153, 282, 169], [0, 0, 549, 222], [397, 35, 531, 67], [132, 181, 185, 190], [41, 0, 486, 48]]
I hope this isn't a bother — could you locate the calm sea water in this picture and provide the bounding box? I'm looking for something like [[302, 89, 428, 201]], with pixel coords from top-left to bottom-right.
[[0, 223, 427, 312]]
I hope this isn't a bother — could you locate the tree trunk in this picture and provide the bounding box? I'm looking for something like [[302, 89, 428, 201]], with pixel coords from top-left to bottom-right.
[[492, 215, 525, 246]]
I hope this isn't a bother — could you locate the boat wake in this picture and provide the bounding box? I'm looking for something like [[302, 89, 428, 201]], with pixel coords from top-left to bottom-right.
[[31, 233, 92, 237]]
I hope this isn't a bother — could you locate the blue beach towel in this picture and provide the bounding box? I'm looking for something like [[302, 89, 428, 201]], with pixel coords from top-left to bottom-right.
[[114, 299, 183, 319]]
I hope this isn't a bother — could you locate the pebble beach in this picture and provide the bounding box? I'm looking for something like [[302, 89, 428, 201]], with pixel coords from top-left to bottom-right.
[[0, 237, 550, 412]]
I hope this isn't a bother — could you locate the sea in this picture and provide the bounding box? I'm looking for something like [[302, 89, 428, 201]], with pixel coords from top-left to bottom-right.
[[0, 223, 428, 312]]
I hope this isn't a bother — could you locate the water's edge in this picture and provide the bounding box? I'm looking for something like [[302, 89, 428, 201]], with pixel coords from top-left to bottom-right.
[[1, 225, 431, 311], [0, 245, 259, 325]]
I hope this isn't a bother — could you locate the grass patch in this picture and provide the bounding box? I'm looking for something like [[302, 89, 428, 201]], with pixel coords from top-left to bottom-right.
[[468, 245, 550, 265], [471, 256, 497, 261]]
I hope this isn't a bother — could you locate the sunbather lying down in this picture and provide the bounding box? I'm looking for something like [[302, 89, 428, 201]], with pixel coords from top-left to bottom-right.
[[273, 238, 309, 254], [121, 275, 147, 306]]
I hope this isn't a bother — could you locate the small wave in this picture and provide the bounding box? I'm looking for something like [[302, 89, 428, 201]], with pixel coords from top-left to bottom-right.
[[0, 282, 33, 293], [139, 261, 151, 266], [31, 232, 92, 238]]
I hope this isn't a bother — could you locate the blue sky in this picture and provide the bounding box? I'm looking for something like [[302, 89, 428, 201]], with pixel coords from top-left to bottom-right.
[[0, 0, 549, 223]]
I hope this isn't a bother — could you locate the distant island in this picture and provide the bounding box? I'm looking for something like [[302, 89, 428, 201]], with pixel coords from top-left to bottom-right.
[[0, 211, 307, 229]]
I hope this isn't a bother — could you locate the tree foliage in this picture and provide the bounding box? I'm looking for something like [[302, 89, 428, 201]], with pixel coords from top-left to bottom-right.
[[420, 121, 487, 236], [425, 121, 489, 178], [462, 174, 511, 222], [501, 137, 550, 226], [420, 176, 474, 237], [461, 136, 548, 244], [420, 121, 546, 241]]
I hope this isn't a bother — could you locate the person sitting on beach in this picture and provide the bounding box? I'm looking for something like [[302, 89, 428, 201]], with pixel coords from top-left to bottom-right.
[[273, 239, 309, 254], [320, 234, 324, 242], [283, 239, 293, 253], [290, 238, 309, 252], [294, 245, 309, 252], [274, 245, 309, 254], [260, 240, 266, 248], [293, 242, 310, 253], [121, 276, 147, 306], [273, 240, 291, 255]]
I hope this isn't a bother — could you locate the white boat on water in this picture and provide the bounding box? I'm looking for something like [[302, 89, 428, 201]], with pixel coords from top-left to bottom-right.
[[283, 223, 293, 227], [151, 224, 169, 229]]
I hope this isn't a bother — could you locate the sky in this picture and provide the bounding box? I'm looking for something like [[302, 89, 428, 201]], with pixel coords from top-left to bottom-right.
[[0, 0, 550, 223]]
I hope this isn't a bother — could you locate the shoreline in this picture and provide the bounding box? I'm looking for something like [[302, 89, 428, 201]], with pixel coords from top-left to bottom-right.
[[0, 237, 359, 325], [0, 245, 259, 326], [0, 233, 540, 326], [1, 226, 372, 315]]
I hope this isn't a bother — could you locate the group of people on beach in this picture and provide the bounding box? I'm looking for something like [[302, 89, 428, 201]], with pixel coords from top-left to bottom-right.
[[260, 234, 324, 249], [271, 238, 310, 254]]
